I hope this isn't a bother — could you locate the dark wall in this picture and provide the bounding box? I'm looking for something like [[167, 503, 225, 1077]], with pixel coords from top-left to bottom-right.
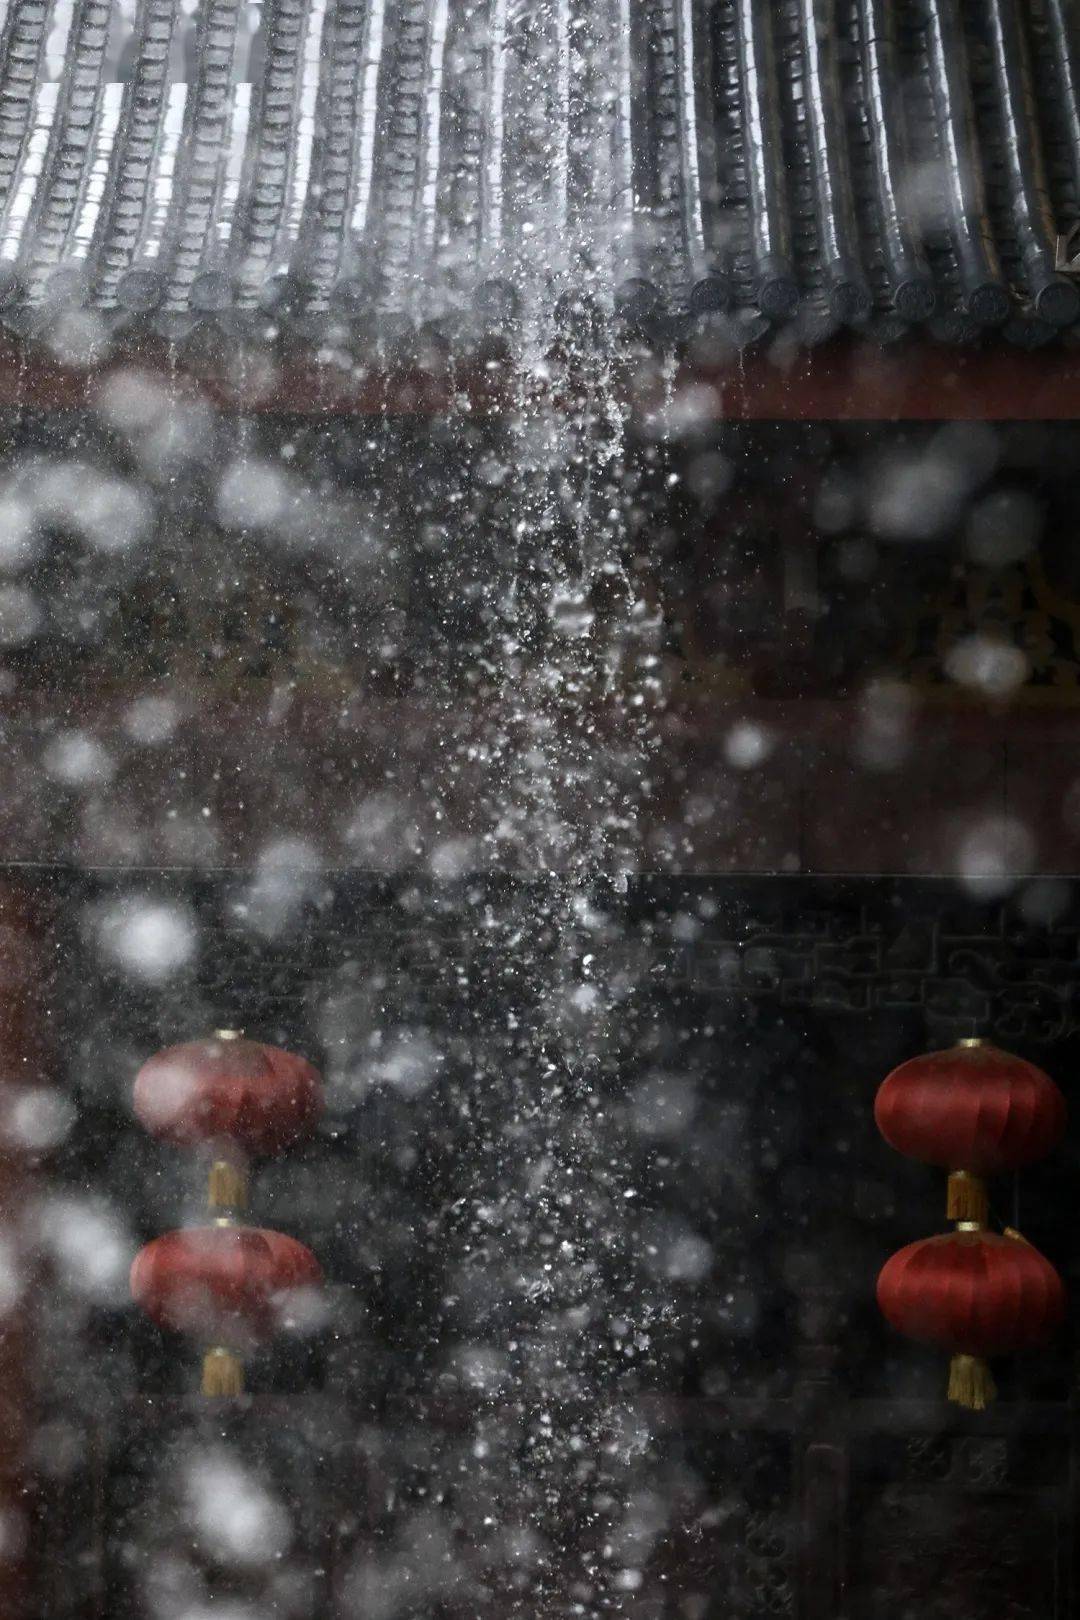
[[24, 870, 1080, 1619]]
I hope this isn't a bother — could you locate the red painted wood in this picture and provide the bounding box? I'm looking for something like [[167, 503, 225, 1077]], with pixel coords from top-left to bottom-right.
[[1002, 731, 1080, 878], [0, 881, 51, 1619], [673, 341, 1080, 422], [2, 332, 1080, 419], [800, 721, 1008, 877], [1, 683, 1076, 875]]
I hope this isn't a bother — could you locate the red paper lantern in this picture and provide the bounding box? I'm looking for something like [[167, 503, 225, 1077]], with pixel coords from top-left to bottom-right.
[[874, 1038, 1066, 1221], [135, 1033, 322, 1156], [134, 1032, 322, 1210], [877, 1229, 1065, 1409], [131, 1224, 323, 1394]]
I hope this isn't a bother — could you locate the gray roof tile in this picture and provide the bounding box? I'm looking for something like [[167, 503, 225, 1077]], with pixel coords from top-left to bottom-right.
[[0, 0, 1076, 343]]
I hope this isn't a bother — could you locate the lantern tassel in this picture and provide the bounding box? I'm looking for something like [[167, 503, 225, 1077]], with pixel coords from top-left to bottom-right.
[[202, 1347, 244, 1397], [947, 1170, 988, 1225], [948, 1353, 996, 1411], [208, 1160, 248, 1212]]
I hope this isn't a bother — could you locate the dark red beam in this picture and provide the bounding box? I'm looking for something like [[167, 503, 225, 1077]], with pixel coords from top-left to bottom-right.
[[0, 685, 1074, 877], [2, 329, 1080, 419]]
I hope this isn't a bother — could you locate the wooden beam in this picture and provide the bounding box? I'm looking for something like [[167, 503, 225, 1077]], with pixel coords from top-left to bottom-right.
[[0, 877, 54, 1619], [2, 330, 1080, 419]]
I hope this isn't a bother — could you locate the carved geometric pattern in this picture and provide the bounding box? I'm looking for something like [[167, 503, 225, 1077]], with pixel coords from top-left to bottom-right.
[[63, 876, 1080, 1047], [663, 897, 1080, 1044], [955, 1439, 1010, 1490], [855, 1491, 1060, 1620], [737, 1512, 795, 1617], [903, 1437, 953, 1484]]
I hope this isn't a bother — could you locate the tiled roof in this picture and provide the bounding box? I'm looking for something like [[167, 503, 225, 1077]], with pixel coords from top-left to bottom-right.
[[1, 0, 1079, 347]]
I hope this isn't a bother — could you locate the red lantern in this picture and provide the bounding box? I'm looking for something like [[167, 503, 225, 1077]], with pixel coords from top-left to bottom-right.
[[874, 1038, 1066, 1221], [877, 1228, 1065, 1409], [131, 1224, 323, 1395], [134, 1031, 322, 1209]]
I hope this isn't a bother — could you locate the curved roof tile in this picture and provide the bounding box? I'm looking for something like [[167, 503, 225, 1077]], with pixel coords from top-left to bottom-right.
[[0, 0, 1076, 343]]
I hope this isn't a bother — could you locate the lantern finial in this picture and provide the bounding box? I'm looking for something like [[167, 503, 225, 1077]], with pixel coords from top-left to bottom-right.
[[946, 1169, 989, 1224], [948, 1353, 996, 1411], [208, 1158, 248, 1211], [203, 1347, 244, 1397]]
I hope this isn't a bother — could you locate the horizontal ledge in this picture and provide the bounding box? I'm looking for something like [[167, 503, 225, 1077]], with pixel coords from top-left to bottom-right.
[[108, 1390, 1071, 1436], [1, 335, 1080, 419]]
